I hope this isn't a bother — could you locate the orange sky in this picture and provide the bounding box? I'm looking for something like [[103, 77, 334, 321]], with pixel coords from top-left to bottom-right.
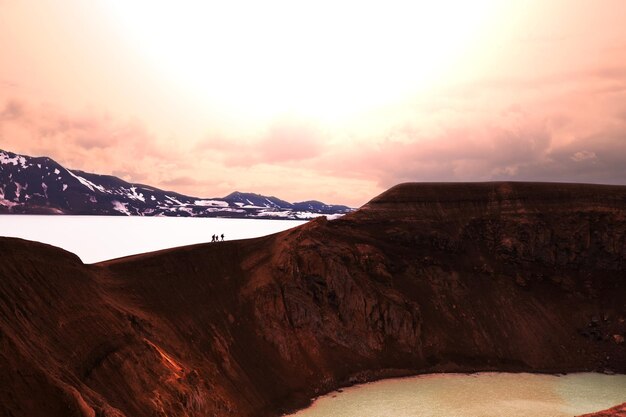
[[1, 1, 625, 207]]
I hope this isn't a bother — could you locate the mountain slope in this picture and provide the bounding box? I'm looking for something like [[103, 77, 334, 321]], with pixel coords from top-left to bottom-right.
[[0, 182, 625, 417], [0, 149, 352, 219]]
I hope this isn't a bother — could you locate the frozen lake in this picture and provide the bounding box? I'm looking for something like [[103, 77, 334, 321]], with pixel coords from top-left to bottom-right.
[[287, 373, 626, 417], [0, 215, 306, 263]]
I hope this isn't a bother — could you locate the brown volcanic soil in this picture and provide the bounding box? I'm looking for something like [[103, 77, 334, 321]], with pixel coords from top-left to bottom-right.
[[1, 181, 625, 417]]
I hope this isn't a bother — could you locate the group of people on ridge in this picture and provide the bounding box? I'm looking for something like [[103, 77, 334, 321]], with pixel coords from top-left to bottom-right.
[[211, 234, 224, 242]]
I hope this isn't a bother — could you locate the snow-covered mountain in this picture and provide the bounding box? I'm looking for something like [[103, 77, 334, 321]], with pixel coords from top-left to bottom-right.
[[0, 150, 353, 219]]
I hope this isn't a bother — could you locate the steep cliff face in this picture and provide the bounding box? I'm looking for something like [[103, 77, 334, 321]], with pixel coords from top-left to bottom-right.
[[0, 182, 625, 417]]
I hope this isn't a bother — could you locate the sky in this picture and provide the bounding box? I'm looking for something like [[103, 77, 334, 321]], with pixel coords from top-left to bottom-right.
[[1, 1, 625, 207]]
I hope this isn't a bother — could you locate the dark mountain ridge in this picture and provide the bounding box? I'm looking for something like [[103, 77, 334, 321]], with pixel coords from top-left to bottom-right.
[[0, 181, 625, 417], [0, 149, 352, 219]]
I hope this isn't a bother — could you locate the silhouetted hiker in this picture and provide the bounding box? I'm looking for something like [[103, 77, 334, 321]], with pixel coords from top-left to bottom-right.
[[211, 234, 215, 242], [221, 234, 224, 241]]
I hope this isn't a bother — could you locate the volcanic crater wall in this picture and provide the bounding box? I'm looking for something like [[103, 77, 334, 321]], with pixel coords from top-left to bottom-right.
[[0, 182, 625, 417]]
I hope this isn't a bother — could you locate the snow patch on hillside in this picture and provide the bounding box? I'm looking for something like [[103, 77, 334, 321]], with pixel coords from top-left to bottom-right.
[[66, 170, 106, 193], [111, 200, 130, 215], [194, 199, 229, 207], [14, 182, 23, 199], [254, 210, 291, 218], [128, 186, 146, 202], [0, 187, 18, 207], [165, 195, 184, 205], [0, 152, 27, 168]]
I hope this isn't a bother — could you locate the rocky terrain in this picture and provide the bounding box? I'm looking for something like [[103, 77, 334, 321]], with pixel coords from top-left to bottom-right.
[[0, 149, 352, 219], [0, 182, 625, 417]]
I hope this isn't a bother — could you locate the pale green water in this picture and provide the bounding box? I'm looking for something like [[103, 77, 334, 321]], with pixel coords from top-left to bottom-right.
[[287, 373, 626, 417]]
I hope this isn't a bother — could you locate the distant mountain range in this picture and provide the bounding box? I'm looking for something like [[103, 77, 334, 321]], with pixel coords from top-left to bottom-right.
[[0, 149, 353, 219]]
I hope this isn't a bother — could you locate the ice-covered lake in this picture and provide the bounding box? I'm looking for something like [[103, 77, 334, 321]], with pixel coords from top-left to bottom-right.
[[0, 215, 306, 263], [287, 373, 626, 417]]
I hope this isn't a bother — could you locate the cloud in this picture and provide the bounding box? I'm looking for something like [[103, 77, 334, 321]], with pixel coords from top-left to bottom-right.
[[589, 66, 626, 80], [374, 123, 552, 187], [0, 99, 24, 120], [258, 120, 324, 163], [308, 111, 553, 187], [0, 80, 19, 90], [3, 34, 626, 208], [505, 128, 626, 184], [110, 168, 148, 183], [571, 150, 597, 162], [194, 135, 235, 152], [0, 98, 173, 183], [196, 118, 326, 167], [305, 92, 626, 196], [159, 176, 201, 187], [436, 64, 626, 107]]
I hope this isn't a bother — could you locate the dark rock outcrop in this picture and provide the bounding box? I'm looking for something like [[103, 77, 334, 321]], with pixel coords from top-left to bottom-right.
[[0, 182, 625, 416]]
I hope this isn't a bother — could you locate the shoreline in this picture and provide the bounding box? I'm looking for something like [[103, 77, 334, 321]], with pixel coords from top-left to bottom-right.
[[280, 370, 626, 417]]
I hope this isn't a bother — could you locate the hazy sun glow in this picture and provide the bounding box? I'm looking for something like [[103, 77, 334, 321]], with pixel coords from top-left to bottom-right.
[[103, 1, 498, 123], [3, 1, 626, 206]]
